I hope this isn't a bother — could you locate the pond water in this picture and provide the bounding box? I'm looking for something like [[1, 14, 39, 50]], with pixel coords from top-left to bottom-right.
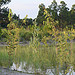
[[0, 42, 75, 75]]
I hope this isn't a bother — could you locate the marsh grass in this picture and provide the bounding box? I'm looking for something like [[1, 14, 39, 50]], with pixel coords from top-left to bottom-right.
[[0, 41, 75, 74], [0, 46, 12, 68]]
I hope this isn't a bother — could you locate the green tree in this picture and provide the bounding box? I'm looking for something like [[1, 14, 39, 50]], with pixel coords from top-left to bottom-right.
[[0, 0, 11, 7], [0, 0, 11, 28], [22, 18, 33, 28], [12, 14, 20, 20], [36, 3, 46, 26], [58, 1, 70, 28], [70, 4, 75, 26], [7, 9, 20, 67], [0, 7, 10, 28], [47, 0, 59, 21]]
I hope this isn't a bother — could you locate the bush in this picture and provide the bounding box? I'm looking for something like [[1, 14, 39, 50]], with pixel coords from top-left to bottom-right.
[[1, 29, 8, 42], [1, 29, 8, 38], [19, 27, 33, 41]]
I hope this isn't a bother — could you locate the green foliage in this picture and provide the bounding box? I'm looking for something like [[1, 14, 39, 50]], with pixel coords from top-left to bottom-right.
[[0, 0, 11, 28], [36, 3, 46, 25], [58, 1, 70, 28], [48, 0, 58, 20], [29, 21, 41, 53], [8, 9, 13, 21], [0, 0, 11, 6], [12, 14, 19, 20], [23, 15, 28, 24], [0, 28, 2, 39], [1, 29, 8, 41], [0, 1, 75, 74], [19, 27, 32, 41], [5, 9, 20, 68], [36, 0, 75, 29], [70, 4, 75, 25], [0, 7, 10, 28]]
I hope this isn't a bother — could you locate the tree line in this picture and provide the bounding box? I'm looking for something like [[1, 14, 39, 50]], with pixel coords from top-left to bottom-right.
[[36, 0, 75, 29], [0, 0, 75, 29]]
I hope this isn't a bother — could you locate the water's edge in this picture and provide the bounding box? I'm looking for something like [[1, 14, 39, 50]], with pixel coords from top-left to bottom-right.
[[0, 67, 35, 75]]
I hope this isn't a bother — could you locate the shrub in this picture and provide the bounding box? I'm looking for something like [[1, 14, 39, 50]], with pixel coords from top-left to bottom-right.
[[19, 27, 32, 41], [1, 29, 8, 42]]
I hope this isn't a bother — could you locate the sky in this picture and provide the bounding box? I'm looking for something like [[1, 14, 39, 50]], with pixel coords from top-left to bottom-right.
[[3, 0, 75, 19]]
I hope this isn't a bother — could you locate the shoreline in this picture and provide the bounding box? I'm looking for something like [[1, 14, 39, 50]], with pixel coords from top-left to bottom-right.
[[0, 39, 75, 46], [0, 67, 35, 75]]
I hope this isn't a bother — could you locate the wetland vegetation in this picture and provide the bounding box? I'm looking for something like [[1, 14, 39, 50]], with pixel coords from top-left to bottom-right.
[[0, 0, 75, 75]]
